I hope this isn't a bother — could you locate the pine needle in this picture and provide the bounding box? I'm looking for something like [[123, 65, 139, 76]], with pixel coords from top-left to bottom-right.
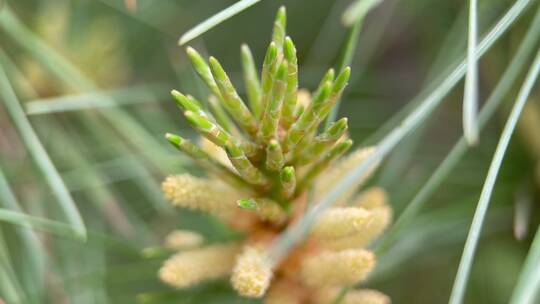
[[509, 225, 540, 304], [25, 85, 167, 115], [0, 7, 170, 169], [463, 0, 479, 145], [449, 49, 540, 304], [376, 4, 540, 254], [269, 0, 535, 264], [178, 0, 262, 45], [0, 65, 87, 240]]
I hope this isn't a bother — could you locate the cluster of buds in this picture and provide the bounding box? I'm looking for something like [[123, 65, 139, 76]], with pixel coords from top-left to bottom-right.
[[159, 7, 392, 304]]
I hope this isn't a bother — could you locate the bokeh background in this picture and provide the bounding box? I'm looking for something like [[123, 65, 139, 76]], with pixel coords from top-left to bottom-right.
[[0, 0, 539, 303]]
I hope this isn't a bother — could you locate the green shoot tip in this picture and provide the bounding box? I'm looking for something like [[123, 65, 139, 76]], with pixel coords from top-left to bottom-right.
[[277, 61, 288, 79], [237, 198, 258, 210], [264, 42, 278, 63], [268, 139, 280, 150], [165, 133, 183, 146], [185, 46, 197, 56], [281, 166, 295, 181], [276, 6, 286, 21], [284, 37, 296, 60]]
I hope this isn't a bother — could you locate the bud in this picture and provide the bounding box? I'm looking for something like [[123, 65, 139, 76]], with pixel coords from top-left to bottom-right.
[[165, 134, 244, 187], [332, 67, 351, 95], [259, 61, 288, 144], [260, 42, 278, 113], [161, 6, 391, 301], [311, 207, 373, 240], [314, 69, 335, 98], [280, 166, 296, 199], [208, 56, 258, 137], [171, 90, 202, 113], [237, 198, 259, 210], [272, 6, 287, 52], [284, 81, 332, 152], [281, 37, 298, 128], [266, 139, 284, 171], [305, 67, 351, 137], [322, 202, 392, 250], [241, 44, 263, 117], [159, 243, 241, 288], [186, 47, 222, 99], [161, 174, 240, 218], [231, 246, 274, 298], [301, 249, 375, 286]]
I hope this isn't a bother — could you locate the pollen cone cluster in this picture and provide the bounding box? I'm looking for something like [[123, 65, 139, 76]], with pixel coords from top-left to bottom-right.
[[159, 7, 392, 303]]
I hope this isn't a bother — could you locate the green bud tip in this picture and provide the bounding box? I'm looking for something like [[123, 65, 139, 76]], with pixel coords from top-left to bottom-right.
[[328, 118, 348, 136], [284, 37, 296, 60], [276, 6, 286, 22], [316, 81, 333, 103], [208, 56, 219, 69], [264, 42, 277, 64], [186, 46, 198, 57], [281, 166, 295, 182], [323, 68, 335, 82], [268, 139, 280, 151], [165, 133, 182, 146], [185, 46, 203, 63], [209, 56, 230, 81], [333, 66, 351, 93], [335, 139, 353, 153], [237, 198, 258, 210], [276, 61, 288, 80], [171, 89, 183, 105], [184, 110, 212, 130], [171, 90, 198, 112]]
